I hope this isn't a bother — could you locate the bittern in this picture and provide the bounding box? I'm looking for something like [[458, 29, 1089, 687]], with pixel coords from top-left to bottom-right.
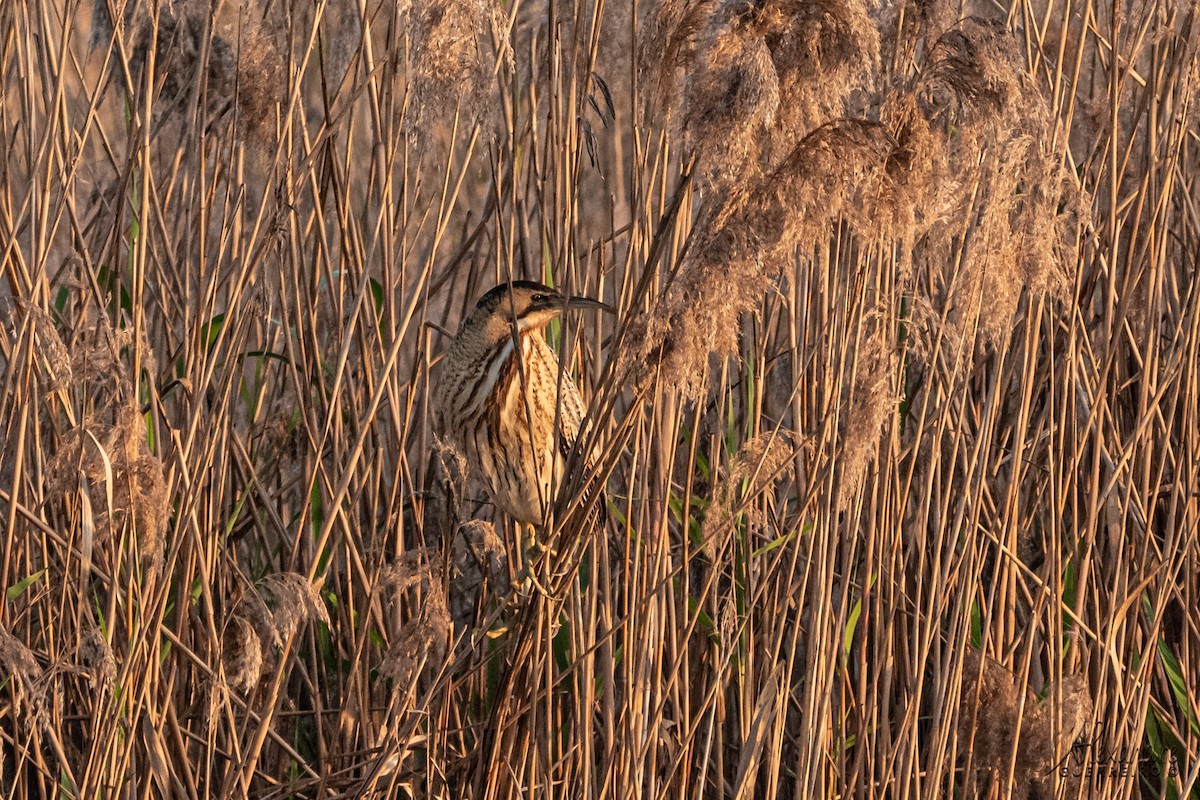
[[433, 281, 609, 529]]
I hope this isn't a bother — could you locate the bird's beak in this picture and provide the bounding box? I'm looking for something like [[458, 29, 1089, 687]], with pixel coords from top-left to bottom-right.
[[562, 295, 615, 314]]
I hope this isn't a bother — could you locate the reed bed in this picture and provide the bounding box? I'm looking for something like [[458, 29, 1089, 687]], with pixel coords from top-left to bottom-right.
[[0, 0, 1197, 797]]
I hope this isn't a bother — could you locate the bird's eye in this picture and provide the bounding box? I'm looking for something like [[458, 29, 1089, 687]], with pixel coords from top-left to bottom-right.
[[531, 294, 548, 303]]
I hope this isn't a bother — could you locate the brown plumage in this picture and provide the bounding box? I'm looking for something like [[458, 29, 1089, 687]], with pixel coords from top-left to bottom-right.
[[433, 281, 608, 526]]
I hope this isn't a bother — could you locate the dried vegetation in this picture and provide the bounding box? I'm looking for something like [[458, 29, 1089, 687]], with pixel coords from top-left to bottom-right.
[[0, 0, 1196, 797]]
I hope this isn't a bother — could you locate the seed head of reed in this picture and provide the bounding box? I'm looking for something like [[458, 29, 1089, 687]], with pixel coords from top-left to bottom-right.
[[876, 0, 955, 66], [835, 323, 896, 511], [0, 624, 44, 723], [959, 649, 1093, 799], [747, 120, 911, 256], [760, 0, 880, 143], [380, 579, 453, 688], [683, 3, 781, 192], [450, 520, 508, 607], [624, 121, 910, 400], [924, 135, 1070, 349], [379, 549, 445, 597], [680, 0, 880, 189], [622, 226, 775, 402], [404, 0, 509, 146], [47, 403, 168, 562], [898, 17, 1076, 351], [700, 429, 799, 557], [247, 573, 330, 648], [638, 0, 718, 122], [376, 547, 455, 684], [222, 615, 264, 694], [925, 17, 1024, 128], [79, 626, 118, 691], [22, 306, 72, 395], [1028, 673, 1093, 799], [121, 0, 284, 147], [958, 649, 1026, 790], [0, 625, 39, 682]]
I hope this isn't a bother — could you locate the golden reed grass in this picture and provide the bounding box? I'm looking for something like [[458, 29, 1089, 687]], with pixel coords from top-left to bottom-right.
[[0, 0, 1195, 797]]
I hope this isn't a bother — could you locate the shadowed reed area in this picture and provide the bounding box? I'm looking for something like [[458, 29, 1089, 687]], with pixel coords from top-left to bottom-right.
[[0, 0, 1197, 797]]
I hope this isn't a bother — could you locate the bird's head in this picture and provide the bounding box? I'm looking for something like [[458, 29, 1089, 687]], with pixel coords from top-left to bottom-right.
[[470, 281, 611, 341]]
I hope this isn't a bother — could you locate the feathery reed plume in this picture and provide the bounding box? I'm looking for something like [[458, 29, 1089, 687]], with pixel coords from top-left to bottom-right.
[[762, 0, 880, 142], [958, 649, 1029, 795], [742, 120, 908, 254], [69, 316, 132, 394], [379, 550, 445, 596], [875, 0, 954, 67], [701, 430, 799, 556], [681, 0, 880, 190], [0, 623, 45, 722], [23, 306, 72, 394], [925, 17, 1024, 127], [403, 0, 509, 144], [683, 1, 780, 192], [222, 616, 264, 694], [117, 0, 284, 146], [78, 626, 117, 691], [958, 650, 1094, 800], [836, 323, 896, 510], [912, 17, 1074, 347], [319, 0, 363, 92], [434, 436, 469, 502], [625, 121, 910, 399], [379, 552, 453, 686], [0, 624, 39, 681], [639, 0, 716, 121], [449, 520, 509, 622], [250, 573, 331, 648], [48, 403, 168, 562]]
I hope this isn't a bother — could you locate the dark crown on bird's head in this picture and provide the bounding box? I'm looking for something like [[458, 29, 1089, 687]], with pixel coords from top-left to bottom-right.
[[474, 280, 561, 314], [469, 281, 612, 330]]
